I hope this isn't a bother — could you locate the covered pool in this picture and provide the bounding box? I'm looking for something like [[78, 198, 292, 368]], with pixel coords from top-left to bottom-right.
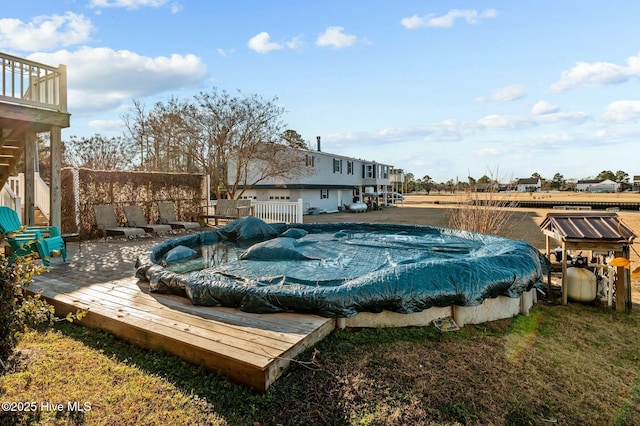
[[135, 217, 549, 321]]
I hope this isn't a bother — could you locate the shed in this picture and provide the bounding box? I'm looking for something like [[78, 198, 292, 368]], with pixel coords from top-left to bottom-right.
[[540, 212, 636, 312]]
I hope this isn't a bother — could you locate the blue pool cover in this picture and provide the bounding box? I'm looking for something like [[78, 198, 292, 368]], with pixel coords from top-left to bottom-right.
[[135, 217, 550, 318]]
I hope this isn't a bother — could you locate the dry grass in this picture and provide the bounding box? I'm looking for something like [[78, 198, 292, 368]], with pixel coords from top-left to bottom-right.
[[1, 193, 640, 425], [444, 189, 518, 235]]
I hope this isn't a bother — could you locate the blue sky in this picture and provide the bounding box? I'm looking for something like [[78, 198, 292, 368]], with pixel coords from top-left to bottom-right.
[[3, 1, 640, 183]]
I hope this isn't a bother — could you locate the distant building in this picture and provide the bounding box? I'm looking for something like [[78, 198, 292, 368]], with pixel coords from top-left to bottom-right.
[[576, 179, 618, 192], [516, 178, 541, 192], [237, 141, 394, 213], [633, 175, 640, 191]]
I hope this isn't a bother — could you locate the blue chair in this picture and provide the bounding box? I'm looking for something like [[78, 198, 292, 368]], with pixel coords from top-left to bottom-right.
[[0, 206, 67, 266]]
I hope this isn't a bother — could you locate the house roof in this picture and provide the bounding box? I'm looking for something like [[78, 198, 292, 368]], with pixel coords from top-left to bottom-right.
[[576, 179, 617, 185], [539, 212, 636, 243], [240, 184, 357, 190], [299, 147, 394, 168], [577, 179, 601, 184], [517, 178, 539, 185]]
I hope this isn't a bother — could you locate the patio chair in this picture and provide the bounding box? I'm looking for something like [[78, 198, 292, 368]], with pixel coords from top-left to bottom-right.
[[157, 202, 200, 230], [123, 205, 172, 235], [93, 205, 146, 239], [0, 206, 67, 266]]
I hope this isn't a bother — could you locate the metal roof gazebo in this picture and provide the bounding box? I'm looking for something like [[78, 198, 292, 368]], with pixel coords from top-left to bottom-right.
[[540, 212, 636, 312]]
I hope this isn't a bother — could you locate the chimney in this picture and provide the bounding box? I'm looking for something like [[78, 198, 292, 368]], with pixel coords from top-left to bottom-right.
[[316, 136, 321, 152]]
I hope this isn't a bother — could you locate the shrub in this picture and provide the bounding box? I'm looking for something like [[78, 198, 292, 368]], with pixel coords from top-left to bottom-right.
[[0, 255, 52, 365], [445, 188, 517, 235]]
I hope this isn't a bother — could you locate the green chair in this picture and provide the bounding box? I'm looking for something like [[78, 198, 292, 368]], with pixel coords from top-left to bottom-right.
[[0, 206, 67, 266]]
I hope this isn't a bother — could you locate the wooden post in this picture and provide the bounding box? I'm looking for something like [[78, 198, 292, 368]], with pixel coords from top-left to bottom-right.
[[614, 250, 627, 313], [58, 64, 67, 112], [562, 241, 568, 305], [545, 234, 552, 294], [24, 130, 36, 226], [50, 126, 62, 228], [624, 245, 632, 313]]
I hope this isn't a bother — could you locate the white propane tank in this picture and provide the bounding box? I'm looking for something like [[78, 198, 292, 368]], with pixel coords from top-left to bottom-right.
[[566, 267, 597, 302]]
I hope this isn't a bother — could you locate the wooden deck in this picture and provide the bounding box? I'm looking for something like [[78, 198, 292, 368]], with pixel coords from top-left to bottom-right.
[[30, 237, 335, 392]]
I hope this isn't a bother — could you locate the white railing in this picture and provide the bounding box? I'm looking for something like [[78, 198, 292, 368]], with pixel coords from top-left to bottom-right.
[[2, 173, 49, 221], [0, 182, 21, 218], [251, 198, 304, 224], [202, 198, 303, 224], [0, 52, 67, 112], [34, 173, 50, 220]]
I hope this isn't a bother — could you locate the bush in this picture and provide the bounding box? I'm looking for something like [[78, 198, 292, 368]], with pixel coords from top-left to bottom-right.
[[0, 255, 52, 365], [445, 189, 517, 235]]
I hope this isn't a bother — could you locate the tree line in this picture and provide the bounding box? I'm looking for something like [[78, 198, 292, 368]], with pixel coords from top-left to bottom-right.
[[401, 170, 634, 194]]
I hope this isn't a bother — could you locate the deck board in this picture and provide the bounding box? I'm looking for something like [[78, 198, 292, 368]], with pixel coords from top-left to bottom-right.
[[36, 278, 291, 360], [31, 241, 335, 392]]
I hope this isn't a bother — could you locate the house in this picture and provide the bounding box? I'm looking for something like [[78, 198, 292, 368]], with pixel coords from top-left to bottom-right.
[[0, 52, 69, 227], [516, 178, 541, 192], [633, 176, 640, 192], [576, 179, 618, 192], [237, 140, 394, 213]]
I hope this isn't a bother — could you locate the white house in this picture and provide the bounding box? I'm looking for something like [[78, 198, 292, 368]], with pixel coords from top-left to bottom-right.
[[237, 140, 394, 213], [516, 178, 541, 192], [576, 179, 618, 192]]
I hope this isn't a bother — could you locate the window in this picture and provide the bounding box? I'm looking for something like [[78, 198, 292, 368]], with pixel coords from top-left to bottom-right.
[[320, 189, 329, 199], [305, 155, 315, 167], [333, 158, 342, 173], [365, 164, 373, 178], [347, 161, 354, 175]]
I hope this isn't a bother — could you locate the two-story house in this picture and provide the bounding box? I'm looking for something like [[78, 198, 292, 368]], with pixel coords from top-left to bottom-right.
[[576, 179, 618, 192], [237, 139, 394, 213], [516, 178, 541, 192]]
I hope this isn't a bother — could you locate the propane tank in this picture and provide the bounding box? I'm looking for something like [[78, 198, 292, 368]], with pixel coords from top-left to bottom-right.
[[566, 266, 597, 302]]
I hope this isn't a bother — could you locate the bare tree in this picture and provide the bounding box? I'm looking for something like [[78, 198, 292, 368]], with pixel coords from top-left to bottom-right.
[[189, 88, 309, 199], [123, 97, 196, 172], [64, 135, 136, 170], [124, 88, 311, 199]]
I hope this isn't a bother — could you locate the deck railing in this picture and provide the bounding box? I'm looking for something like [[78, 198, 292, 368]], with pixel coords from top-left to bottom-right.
[[0, 182, 20, 218], [2, 173, 50, 221], [0, 52, 67, 112], [206, 198, 304, 224], [251, 199, 304, 224]]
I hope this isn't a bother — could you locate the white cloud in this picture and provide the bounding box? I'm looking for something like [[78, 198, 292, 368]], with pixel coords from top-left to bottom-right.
[[603, 100, 640, 122], [475, 84, 526, 102], [88, 0, 170, 10], [247, 32, 304, 53], [285, 35, 304, 49], [477, 114, 535, 130], [169, 2, 183, 13], [316, 26, 357, 48], [0, 12, 94, 51], [88, 119, 126, 133], [401, 9, 497, 29], [28, 47, 207, 113], [247, 32, 284, 54], [217, 48, 235, 57], [328, 107, 590, 148], [551, 53, 640, 92], [531, 100, 559, 115]]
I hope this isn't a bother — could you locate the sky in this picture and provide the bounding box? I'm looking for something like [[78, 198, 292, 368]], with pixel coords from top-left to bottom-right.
[[3, 0, 640, 183]]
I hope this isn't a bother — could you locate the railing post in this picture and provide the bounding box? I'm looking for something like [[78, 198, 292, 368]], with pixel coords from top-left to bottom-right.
[[58, 64, 67, 112], [24, 130, 36, 225], [297, 198, 303, 223]]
